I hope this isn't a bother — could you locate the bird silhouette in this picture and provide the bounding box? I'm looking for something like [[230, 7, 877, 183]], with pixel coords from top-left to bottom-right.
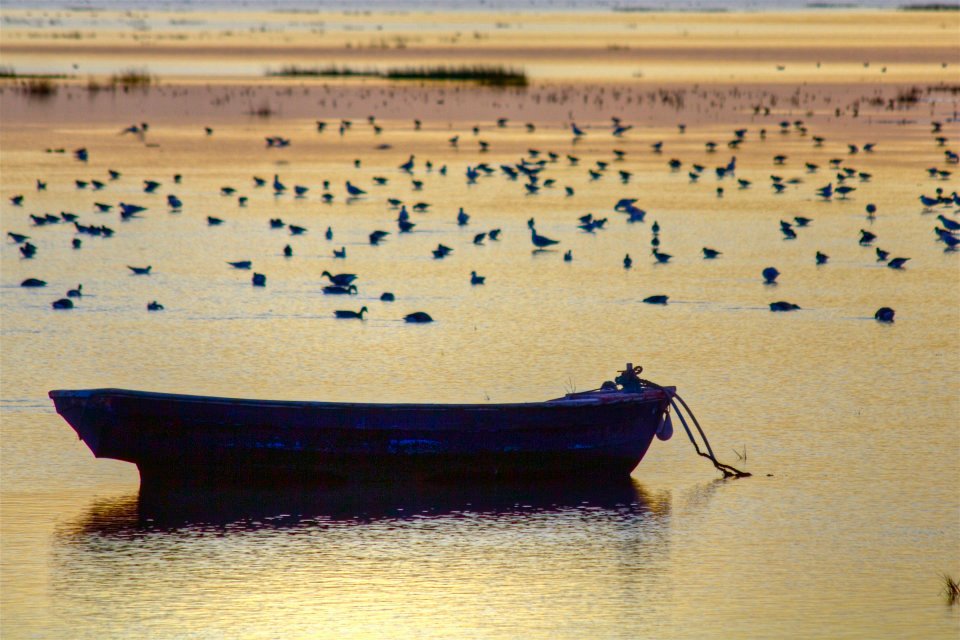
[[762, 267, 780, 284], [334, 306, 367, 319], [404, 312, 433, 323], [530, 227, 559, 249]]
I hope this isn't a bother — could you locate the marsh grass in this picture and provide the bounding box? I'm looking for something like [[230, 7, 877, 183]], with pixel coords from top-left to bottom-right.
[[943, 574, 960, 604], [266, 65, 380, 78], [111, 68, 153, 89], [20, 78, 58, 99], [386, 65, 528, 87], [266, 64, 527, 86]]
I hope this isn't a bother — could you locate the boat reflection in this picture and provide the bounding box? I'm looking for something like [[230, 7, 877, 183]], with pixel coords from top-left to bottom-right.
[[68, 478, 669, 536]]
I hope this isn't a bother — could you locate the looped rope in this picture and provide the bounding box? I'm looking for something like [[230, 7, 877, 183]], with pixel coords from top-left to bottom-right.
[[640, 378, 751, 479]]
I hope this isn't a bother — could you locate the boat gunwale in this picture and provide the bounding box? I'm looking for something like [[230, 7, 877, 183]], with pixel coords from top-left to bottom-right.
[[48, 387, 668, 411]]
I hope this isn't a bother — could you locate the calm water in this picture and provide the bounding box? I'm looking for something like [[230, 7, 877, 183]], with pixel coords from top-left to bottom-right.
[[1, 86, 958, 638]]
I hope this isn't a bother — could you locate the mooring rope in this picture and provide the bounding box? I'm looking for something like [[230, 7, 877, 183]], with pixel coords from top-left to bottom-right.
[[639, 378, 751, 479]]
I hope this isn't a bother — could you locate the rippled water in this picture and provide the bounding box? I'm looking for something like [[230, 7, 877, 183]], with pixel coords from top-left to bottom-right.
[[1, 86, 958, 638]]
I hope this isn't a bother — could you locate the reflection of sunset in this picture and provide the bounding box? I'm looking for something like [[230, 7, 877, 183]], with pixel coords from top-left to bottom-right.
[[2, 4, 958, 640]]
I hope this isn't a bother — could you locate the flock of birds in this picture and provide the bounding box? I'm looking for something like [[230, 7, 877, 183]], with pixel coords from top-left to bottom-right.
[[6, 113, 959, 325]]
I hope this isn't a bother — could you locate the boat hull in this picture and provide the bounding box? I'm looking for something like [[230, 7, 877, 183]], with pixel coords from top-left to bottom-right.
[[48, 388, 670, 487]]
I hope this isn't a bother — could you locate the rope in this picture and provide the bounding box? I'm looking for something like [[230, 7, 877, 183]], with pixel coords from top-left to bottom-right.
[[639, 378, 751, 479]]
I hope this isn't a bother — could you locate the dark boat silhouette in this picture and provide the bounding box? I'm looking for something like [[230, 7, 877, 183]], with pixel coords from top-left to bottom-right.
[[49, 365, 673, 488]]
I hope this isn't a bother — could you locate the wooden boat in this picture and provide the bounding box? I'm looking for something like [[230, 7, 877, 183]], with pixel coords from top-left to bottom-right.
[[49, 364, 673, 487]]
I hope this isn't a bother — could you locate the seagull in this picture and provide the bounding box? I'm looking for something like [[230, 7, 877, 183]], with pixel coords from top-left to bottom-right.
[[334, 306, 367, 319], [128, 265, 152, 275], [8, 232, 30, 243], [859, 229, 877, 245], [167, 195, 182, 210], [571, 123, 585, 137], [937, 214, 960, 231], [652, 249, 672, 264], [273, 175, 287, 192], [815, 251, 829, 265], [143, 180, 161, 193], [876, 247, 890, 261], [886, 257, 910, 269], [762, 267, 780, 284], [147, 300, 164, 311], [208, 216, 224, 226], [432, 244, 454, 259], [470, 271, 486, 285], [530, 227, 559, 249], [473, 232, 486, 245], [489, 229, 502, 241], [289, 225, 307, 235], [370, 230, 390, 245], [702, 247, 722, 259]]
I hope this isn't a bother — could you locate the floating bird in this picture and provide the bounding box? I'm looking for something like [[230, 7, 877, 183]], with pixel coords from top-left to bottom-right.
[[457, 208, 470, 226], [147, 301, 164, 311], [563, 250, 572, 262], [886, 257, 910, 269], [859, 229, 877, 245], [433, 244, 454, 259], [874, 307, 895, 323], [937, 214, 960, 231], [208, 216, 224, 226], [530, 227, 559, 250], [323, 271, 357, 286], [272, 175, 287, 192], [94, 202, 113, 213], [470, 271, 486, 285], [167, 195, 182, 210], [10, 194, 24, 206], [8, 232, 29, 243], [794, 216, 812, 227], [643, 295, 669, 305], [334, 306, 367, 319], [21, 278, 46, 287], [119, 202, 147, 219], [875, 247, 890, 262], [473, 232, 486, 245], [380, 292, 395, 301], [127, 265, 151, 275], [652, 248, 672, 264], [488, 228, 502, 241], [227, 261, 252, 269], [762, 267, 780, 284], [323, 285, 358, 295], [623, 254, 632, 269], [815, 251, 829, 265], [404, 312, 433, 323], [702, 247, 722, 259], [289, 225, 307, 235], [370, 230, 390, 245], [252, 273, 266, 286], [143, 180, 161, 193], [67, 284, 83, 298], [769, 301, 800, 312], [52, 298, 74, 310]]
